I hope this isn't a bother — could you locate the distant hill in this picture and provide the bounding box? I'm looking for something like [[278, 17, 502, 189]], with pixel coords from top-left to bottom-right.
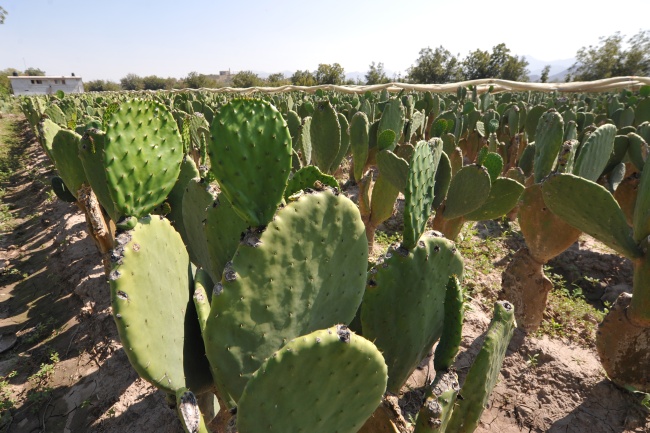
[[524, 56, 575, 82]]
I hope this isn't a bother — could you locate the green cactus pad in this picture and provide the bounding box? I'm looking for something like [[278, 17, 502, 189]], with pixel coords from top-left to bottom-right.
[[329, 112, 350, 173], [633, 160, 650, 242], [209, 98, 292, 227], [167, 156, 201, 235], [433, 151, 452, 210], [573, 123, 616, 182], [525, 106, 546, 141], [286, 110, 301, 140], [377, 129, 397, 152], [482, 152, 503, 183], [193, 268, 212, 334], [350, 111, 370, 183], [78, 129, 120, 221], [413, 370, 460, 433], [434, 276, 464, 372], [518, 143, 535, 178], [542, 173, 642, 259], [369, 175, 400, 229], [109, 216, 212, 394], [464, 178, 524, 221], [446, 301, 516, 433], [533, 110, 564, 183], [182, 178, 218, 278], [204, 192, 248, 280], [51, 130, 87, 199], [362, 233, 464, 393], [104, 99, 183, 218], [38, 118, 61, 161], [443, 165, 491, 220], [627, 132, 648, 171], [204, 189, 368, 402], [283, 165, 339, 200], [402, 141, 440, 249], [378, 98, 405, 151], [310, 99, 341, 174], [296, 116, 312, 166], [237, 325, 387, 433], [376, 149, 409, 194]]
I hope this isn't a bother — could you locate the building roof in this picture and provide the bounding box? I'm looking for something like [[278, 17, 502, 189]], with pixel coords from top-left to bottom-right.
[[8, 76, 82, 79]]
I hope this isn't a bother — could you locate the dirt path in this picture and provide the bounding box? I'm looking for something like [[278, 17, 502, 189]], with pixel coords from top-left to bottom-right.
[[0, 114, 648, 432]]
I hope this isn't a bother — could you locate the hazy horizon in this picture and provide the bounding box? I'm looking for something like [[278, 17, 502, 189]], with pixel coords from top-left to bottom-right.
[[1, 0, 647, 81]]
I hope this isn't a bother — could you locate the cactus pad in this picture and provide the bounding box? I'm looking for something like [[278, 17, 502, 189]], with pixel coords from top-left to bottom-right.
[[362, 233, 464, 393], [237, 325, 387, 433], [446, 301, 516, 433], [402, 140, 440, 250], [464, 178, 524, 222], [542, 173, 642, 259], [442, 165, 491, 220], [109, 216, 212, 394], [310, 99, 341, 174], [283, 165, 339, 200], [204, 189, 368, 401], [104, 99, 183, 217], [209, 98, 292, 227], [51, 130, 87, 199], [573, 123, 616, 182]]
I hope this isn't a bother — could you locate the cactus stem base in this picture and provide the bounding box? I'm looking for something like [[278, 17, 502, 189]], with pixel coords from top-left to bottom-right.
[[597, 292, 650, 393], [501, 247, 551, 333]]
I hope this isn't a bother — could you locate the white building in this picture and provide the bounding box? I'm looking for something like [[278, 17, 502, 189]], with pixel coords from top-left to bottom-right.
[[8, 76, 84, 95]]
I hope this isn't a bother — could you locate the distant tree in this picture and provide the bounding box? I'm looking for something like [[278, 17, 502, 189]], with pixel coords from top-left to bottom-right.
[[291, 70, 316, 86], [120, 73, 144, 90], [461, 44, 528, 81], [570, 30, 650, 80], [365, 62, 390, 85], [315, 63, 345, 85], [184, 72, 217, 89], [0, 6, 7, 24], [266, 72, 289, 87], [461, 49, 492, 80], [142, 75, 175, 90], [231, 71, 262, 88], [85, 80, 121, 92], [540, 65, 551, 83], [24, 67, 45, 76], [0, 68, 20, 94], [407, 46, 461, 84]]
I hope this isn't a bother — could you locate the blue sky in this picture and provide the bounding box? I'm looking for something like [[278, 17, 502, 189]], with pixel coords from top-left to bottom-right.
[[1, 0, 648, 81]]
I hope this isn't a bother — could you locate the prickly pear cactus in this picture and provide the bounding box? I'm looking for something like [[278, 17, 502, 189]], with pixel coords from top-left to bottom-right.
[[209, 98, 292, 227], [434, 276, 464, 372], [542, 173, 642, 259], [203, 188, 368, 402], [78, 129, 120, 221], [204, 192, 248, 281], [283, 165, 339, 200], [442, 165, 491, 220], [533, 110, 564, 183], [104, 99, 183, 218], [109, 216, 212, 395], [413, 370, 460, 433], [362, 232, 464, 393], [51, 130, 87, 199], [445, 301, 517, 433], [402, 140, 441, 250], [310, 99, 341, 174], [236, 325, 387, 433]]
